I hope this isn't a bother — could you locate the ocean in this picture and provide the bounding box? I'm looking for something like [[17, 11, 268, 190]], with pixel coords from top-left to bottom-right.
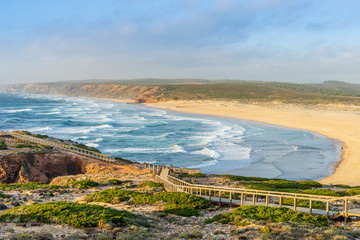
[[0, 93, 342, 180]]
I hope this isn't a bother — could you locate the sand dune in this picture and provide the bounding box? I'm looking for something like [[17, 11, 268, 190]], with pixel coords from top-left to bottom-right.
[[146, 100, 360, 186]]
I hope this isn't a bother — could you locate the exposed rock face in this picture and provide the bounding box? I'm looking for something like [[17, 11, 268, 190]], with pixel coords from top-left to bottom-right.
[[0, 153, 137, 184]]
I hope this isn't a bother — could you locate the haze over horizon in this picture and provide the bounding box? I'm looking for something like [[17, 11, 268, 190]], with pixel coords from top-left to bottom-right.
[[1, 0, 360, 85]]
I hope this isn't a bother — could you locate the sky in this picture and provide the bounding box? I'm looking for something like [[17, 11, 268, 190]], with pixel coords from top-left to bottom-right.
[[1, 0, 360, 85]]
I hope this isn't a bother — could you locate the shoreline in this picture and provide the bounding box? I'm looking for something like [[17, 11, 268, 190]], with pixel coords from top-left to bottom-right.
[[145, 100, 360, 186]]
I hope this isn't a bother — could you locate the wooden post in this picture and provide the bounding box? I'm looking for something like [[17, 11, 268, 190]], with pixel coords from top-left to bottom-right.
[[309, 200, 312, 214], [326, 201, 329, 217], [229, 192, 232, 207], [344, 198, 348, 218], [294, 198, 297, 211], [266, 195, 269, 207], [241, 193, 244, 206], [209, 190, 212, 202], [219, 191, 222, 205], [253, 194, 256, 206]]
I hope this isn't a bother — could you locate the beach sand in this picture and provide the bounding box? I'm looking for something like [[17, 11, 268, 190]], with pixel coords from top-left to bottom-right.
[[146, 100, 360, 186]]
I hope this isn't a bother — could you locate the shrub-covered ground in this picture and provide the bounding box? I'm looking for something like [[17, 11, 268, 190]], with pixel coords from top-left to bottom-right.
[[85, 188, 210, 216], [0, 201, 137, 228], [0, 178, 359, 240]]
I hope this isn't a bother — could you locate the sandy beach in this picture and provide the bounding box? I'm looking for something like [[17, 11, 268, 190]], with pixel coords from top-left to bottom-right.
[[146, 100, 360, 186]]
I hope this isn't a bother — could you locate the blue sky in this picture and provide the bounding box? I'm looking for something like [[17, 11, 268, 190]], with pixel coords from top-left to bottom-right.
[[1, 0, 360, 84]]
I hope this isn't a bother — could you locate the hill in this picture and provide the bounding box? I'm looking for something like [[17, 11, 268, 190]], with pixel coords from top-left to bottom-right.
[[3, 79, 360, 106]]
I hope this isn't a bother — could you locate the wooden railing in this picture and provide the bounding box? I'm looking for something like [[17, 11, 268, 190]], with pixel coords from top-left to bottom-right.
[[5, 131, 118, 164], [151, 166, 360, 218]]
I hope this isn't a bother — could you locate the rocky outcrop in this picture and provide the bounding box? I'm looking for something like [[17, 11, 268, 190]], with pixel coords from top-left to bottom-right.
[[2, 83, 164, 103], [0, 153, 140, 184]]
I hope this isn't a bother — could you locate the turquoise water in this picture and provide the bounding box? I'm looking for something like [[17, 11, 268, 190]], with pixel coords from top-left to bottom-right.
[[0, 93, 341, 180]]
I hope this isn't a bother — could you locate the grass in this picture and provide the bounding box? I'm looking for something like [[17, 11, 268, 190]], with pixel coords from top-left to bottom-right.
[[205, 205, 328, 227], [0, 201, 136, 228], [0, 140, 7, 150]]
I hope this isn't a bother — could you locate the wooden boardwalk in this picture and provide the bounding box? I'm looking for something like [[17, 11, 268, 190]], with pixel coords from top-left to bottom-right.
[[151, 165, 360, 218], [1, 131, 117, 163]]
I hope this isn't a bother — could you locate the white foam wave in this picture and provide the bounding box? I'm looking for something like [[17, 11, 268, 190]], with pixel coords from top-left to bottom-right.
[[85, 143, 99, 148], [29, 127, 53, 132], [0, 108, 32, 113], [108, 145, 186, 154], [55, 124, 112, 134], [193, 148, 221, 158]]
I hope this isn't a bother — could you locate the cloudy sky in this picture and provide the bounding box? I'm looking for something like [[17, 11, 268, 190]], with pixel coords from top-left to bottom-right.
[[1, 0, 360, 84]]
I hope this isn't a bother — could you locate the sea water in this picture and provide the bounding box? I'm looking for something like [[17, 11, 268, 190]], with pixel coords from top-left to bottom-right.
[[0, 93, 342, 180]]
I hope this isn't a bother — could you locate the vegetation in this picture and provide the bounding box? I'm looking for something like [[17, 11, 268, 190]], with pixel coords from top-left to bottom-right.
[[205, 205, 328, 227], [158, 82, 360, 105], [85, 189, 210, 216], [0, 201, 136, 228], [0, 182, 61, 191], [0, 140, 7, 150], [73, 142, 101, 153], [12, 143, 36, 148], [0, 191, 10, 198], [178, 173, 207, 178], [65, 180, 99, 189]]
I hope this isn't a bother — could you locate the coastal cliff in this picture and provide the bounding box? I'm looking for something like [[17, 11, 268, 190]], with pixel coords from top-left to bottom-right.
[[0, 152, 135, 184], [2, 83, 163, 103]]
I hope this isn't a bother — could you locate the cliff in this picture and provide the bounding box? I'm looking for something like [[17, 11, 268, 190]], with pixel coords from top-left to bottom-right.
[[0, 152, 141, 184], [2, 83, 164, 103]]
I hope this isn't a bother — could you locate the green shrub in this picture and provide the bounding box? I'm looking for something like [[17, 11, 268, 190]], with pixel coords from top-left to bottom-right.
[[99, 179, 123, 186], [12, 144, 36, 148], [345, 188, 360, 196], [206, 205, 328, 227], [296, 180, 322, 188], [282, 198, 326, 209], [33, 134, 48, 139], [0, 140, 7, 150], [136, 181, 164, 189], [222, 175, 269, 182], [0, 201, 136, 228], [0, 182, 59, 191], [86, 189, 210, 209], [85, 189, 141, 203], [302, 189, 341, 197], [65, 180, 99, 189], [0, 191, 10, 198], [178, 173, 207, 178], [163, 204, 200, 217]]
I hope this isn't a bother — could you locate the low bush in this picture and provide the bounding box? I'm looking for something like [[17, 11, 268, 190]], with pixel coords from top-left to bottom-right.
[[33, 134, 48, 139], [163, 204, 200, 217], [12, 143, 36, 148], [136, 181, 164, 189], [0, 201, 136, 228], [65, 180, 99, 189], [302, 189, 341, 197], [178, 173, 207, 178], [0, 182, 61, 191], [282, 198, 326, 209], [206, 205, 328, 227], [222, 175, 269, 182], [86, 189, 210, 216], [0, 191, 10, 198], [0, 140, 7, 150], [85, 189, 141, 203]]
